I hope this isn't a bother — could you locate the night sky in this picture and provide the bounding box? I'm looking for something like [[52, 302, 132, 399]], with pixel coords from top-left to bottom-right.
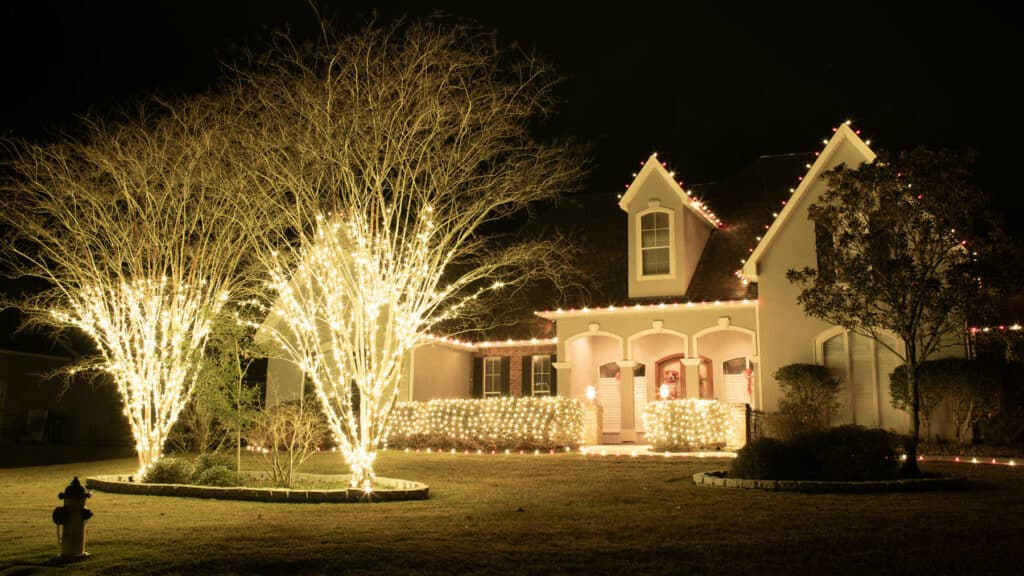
[[1, 2, 1013, 204], [0, 1, 1017, 349]]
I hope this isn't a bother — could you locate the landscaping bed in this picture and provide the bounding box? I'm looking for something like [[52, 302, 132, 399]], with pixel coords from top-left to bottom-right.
[[693, 469, 968, 492], [86, 471, 429, 502]]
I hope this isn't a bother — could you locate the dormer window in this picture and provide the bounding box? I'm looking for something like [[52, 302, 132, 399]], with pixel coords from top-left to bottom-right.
[[640, 209, 673, 277]]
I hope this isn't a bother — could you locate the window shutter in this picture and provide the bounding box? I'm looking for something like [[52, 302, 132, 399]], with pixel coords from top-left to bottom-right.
[[521, 355, 532, 397], [549, 358, 557, 396], [500, 356, 511, 396], [472, 357, 483, 398]]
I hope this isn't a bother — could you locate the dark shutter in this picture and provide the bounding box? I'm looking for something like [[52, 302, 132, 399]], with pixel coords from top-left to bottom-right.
[[521, 355, 532, 397], [549, 357, 557, 396], [472, 357, 483, 398], [500, 356, 511, 396]]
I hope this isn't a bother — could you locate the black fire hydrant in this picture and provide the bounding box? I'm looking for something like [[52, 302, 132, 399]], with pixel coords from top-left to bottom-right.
[[52, 476, 93, 561]]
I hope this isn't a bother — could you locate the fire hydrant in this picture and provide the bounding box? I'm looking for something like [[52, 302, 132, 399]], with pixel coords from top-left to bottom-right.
[[52, 476, 93, 561]]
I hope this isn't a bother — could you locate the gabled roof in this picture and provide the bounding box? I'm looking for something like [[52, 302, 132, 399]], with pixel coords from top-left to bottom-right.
[[618, 153, 723, 229], [739, 123, 875, 282]]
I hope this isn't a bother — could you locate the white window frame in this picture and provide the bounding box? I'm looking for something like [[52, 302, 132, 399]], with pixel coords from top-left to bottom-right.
[[531, 354, 551, 396], [483, 356, 502, 397], [636, 208, 675, 281]]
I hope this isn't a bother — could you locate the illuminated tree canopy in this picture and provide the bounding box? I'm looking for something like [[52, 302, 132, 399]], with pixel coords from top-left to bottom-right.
[[241, 21, 583, 489], [1, 98, 269, 474]]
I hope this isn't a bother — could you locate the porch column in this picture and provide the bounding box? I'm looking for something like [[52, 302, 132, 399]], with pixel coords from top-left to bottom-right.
[[617, 360, 637, 442], [682, 358, 701, 399], [749, 355, 761, 410]]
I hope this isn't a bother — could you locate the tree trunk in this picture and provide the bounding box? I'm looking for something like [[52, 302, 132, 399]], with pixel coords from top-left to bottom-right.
[[904, 340, 921, 476]]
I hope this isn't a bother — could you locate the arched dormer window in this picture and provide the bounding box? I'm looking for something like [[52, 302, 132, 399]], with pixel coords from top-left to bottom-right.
[[638, 208, 674, 278]]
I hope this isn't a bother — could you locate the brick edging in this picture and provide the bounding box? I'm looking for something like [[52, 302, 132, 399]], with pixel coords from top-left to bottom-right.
[[86, 473, 429, 502], [692, 471, 968, 493]]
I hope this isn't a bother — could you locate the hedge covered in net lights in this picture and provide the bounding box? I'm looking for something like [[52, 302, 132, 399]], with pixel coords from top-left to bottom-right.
[[642, 399, 732, 451], [383, 397, 587, 451]]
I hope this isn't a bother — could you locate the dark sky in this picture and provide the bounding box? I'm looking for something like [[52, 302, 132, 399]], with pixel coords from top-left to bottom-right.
[[1, 1, 1013, 200], [0, 1, 1015, 351]]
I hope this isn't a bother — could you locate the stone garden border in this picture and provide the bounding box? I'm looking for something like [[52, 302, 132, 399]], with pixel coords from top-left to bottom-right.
[[692, 470, 968, 493], [86, 472, 429, 502]]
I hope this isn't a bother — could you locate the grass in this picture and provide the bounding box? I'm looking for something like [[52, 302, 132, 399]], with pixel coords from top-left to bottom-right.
[[1, 449, 1022, 575]]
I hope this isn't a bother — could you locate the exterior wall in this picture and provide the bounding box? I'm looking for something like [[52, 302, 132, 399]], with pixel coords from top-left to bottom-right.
[[624, 169, 712, 299], [681, 208, 713, 292], [0, 350, 131, 446], [754, 136, 871, 414], [266, 357, 304, 407], [407, 343, 473, 401]]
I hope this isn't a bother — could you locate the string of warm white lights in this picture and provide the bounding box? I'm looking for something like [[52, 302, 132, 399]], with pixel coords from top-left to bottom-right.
[[384, 397, 586, 451], [642, 399, 733, 450], [55, 278, 227, 475], [968, 324, 1023, 334], [536, 299, 756, 318], [733, 120, 877, 285], [616, 152, 724, 228]]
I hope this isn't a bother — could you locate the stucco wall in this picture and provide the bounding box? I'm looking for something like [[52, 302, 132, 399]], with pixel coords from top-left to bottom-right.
[[754, 136, 870, 413], [408, 343, 473, 401]]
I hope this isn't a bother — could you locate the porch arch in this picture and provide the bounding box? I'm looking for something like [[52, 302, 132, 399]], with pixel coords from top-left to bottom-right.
[[564, 331, 625, 403], [693, 325, 758, 405]]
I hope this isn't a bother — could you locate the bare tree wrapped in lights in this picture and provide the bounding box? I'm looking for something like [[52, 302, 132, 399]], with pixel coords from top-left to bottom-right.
[[242, 21, 582, 490], [1, 98, 266, 475]]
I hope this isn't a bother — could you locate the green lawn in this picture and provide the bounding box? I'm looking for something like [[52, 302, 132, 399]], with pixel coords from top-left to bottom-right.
[[1, 450, 1022, 575]]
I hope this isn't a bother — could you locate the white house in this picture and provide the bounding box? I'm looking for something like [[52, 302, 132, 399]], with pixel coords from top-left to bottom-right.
[[266, 123, 967, 444]]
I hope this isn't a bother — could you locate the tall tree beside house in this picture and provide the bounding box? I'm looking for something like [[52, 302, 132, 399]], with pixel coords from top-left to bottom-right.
[[239, 21, 582, 490], [787, 147, 996, 476], [0, 96, 272, 475]]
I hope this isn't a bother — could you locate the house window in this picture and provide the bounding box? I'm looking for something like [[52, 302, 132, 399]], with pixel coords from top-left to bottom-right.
[[640, 211, 671, 276], [531, 355, 551, 395], [483, 356, 502, 397], [819, 330, 902, 428]]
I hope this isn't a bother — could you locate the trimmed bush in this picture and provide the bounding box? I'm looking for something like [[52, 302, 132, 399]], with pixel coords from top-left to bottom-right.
[[793, 425, 901, 481], [192, 452, 237, 475], [643, 399, 732, 451], [774, 363, 842, 429], [143, 457, 194, 484], [384, 397, 586, 451], [730, 438, 817, 480], [194, 465, 242, 487], [731, 425, 901, 481]]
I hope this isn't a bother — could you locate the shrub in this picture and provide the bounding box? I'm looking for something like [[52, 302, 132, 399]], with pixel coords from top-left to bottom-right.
[[774, 363, 842, 429], [758, 411, 807, 442], [731, 425, 901, 481], [730, 438, 817, 480], [384, 397, 586, 451], [889, 363, 946, 442], [245, 396, 328, 487], [143, 456, 194, 484], [643, 399, 732, 451], [792, 425, 901, 481], [194, 465, 242, 487], [190, 451, 237, 484]]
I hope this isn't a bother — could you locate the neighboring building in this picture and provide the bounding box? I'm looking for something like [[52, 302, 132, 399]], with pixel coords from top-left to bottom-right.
[[266, 124, 967, 443], [0, 349, 131, 447]]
